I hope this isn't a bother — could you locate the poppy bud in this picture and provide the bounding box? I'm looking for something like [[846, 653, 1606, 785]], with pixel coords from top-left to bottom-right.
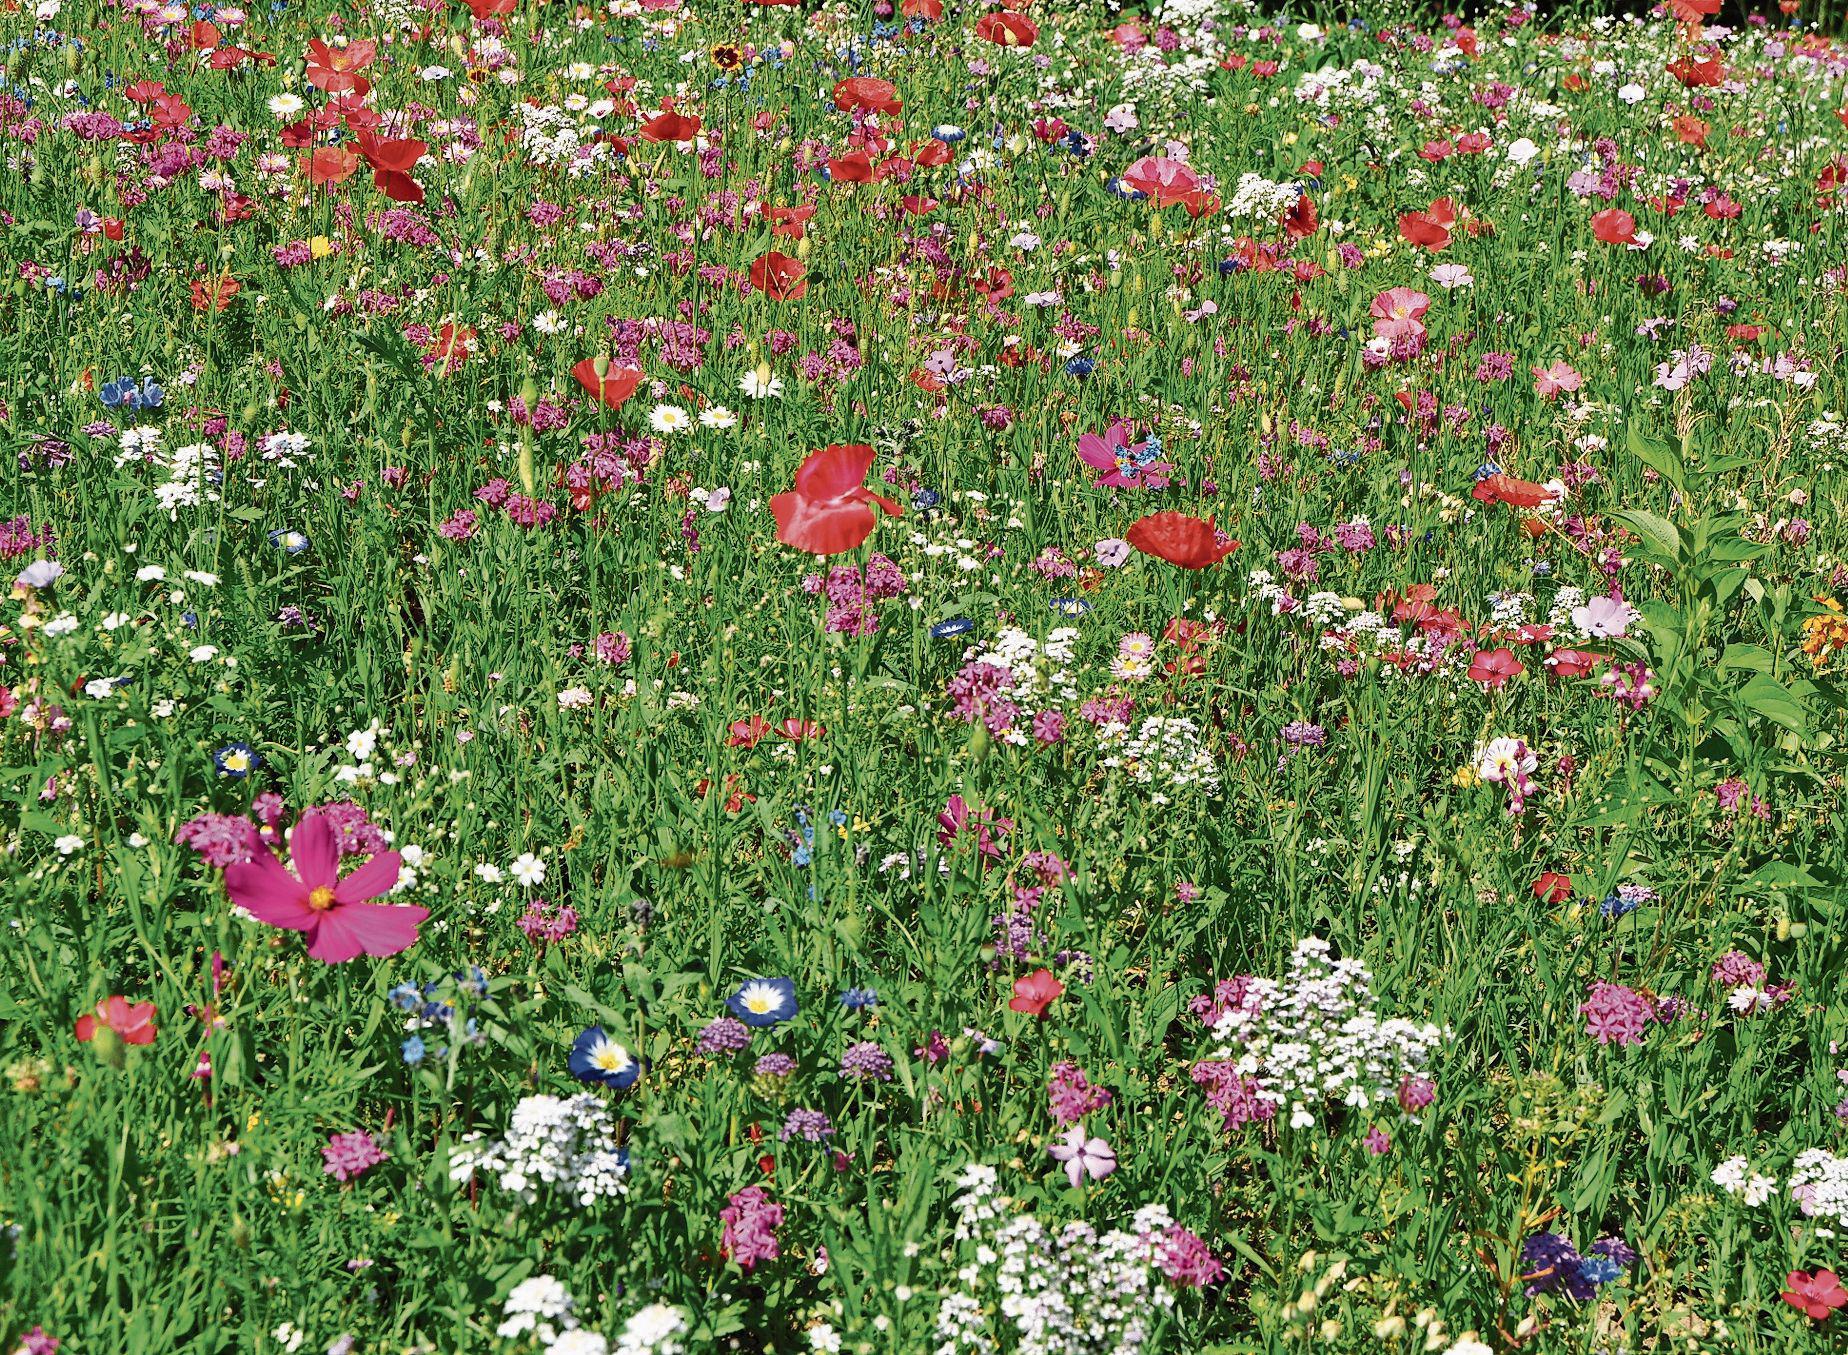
[[517, 440, 535, 495], [65, 42, 81, 73], [519, 376, 539, 406], [795, 235, 811, 260], [90, 1025, 126, 1069], [592, 353, 611, 380], [967, 722, 991, 762]]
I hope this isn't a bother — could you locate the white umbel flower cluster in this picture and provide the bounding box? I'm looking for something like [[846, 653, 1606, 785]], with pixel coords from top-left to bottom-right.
[[452, 1093, 629, 1207], [935, 1165, 1176, 1355], [1206, 938, 1450, 1128]]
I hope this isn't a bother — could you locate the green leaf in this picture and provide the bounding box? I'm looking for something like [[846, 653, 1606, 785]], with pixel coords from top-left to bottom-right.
[[1611, 508, 1683, 565], [1736, 673, 1808, 735]]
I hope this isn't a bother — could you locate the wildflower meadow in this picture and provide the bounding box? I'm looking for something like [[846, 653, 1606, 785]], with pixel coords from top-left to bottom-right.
[[5, 0, 1848, 1350]]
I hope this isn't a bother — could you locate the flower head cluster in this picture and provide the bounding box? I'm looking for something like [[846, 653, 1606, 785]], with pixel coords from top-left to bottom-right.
[[935, 1164, 1179, 1355], [1197, 938, 1449, 1131], [451, 1093, 629, 1208]]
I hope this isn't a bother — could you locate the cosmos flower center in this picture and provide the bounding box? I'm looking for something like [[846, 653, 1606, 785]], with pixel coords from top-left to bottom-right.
[[308, 886, 338, 912]]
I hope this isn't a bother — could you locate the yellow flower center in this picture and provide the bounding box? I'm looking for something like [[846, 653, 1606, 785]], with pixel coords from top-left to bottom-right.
[[308, 886, 337, 912]]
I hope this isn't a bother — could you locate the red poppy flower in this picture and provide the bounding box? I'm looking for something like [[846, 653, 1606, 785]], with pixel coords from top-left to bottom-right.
[[355, 131, 428, 204], [768, 205, 816, 239], [748, 251, 808, 301], [464, 0, 516, 16], [124, 80, 167, 103], [1471, 474, 1558, 510], [1667, 54, 1724, 87], [1591, 208, 1637, 245], [728, 716, 771, 747], [1281, 191, 1318, 239], [427, 324, 476, 376], [190, 19, 220, 49], [900, 195, 940, 216], [1467, 646, 1524, 689], [827, 149, 876, 183], [305, 38, 375, 96], [1531, 871, 1572, 904], [639, 109, 701, 143], [572, 358, 644, 411], [304, 146, 361, 187], [76, 995, 158, 1046], [902, 0, 942, 17], [1125, 512, 1238, 570], [975, 10, 1038, 46], [775, 718, 825, 741], [770, 444, 904, 556], [1120, 155, 1203, 208], [1398, 197, 1457, 251], [1008, 968, 1064, 1017], [1672, 115, 1709, 148], [833, 77, 901, 114], [1784, 1270, 1848, 1321], [911, 138, 951, 168]]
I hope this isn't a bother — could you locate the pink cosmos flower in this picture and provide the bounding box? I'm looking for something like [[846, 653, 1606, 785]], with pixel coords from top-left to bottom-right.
[[224, 810, 427, 963], [1532, 361, 1584, 399]]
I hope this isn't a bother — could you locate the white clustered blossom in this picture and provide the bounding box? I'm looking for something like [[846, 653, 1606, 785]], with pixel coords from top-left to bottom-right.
[[498, 1275, 578, 1342], [1710, 1155, 1777, 1206], [1205, 938, 1450, 1128], [451, 1093, 629, 1207], [615, 1303, 689, 1355], [935, 1164, 1176, 1355], [1103, 715, 1219, 795], [1223, 174, 1302, 221], [1789, 1149, 1848, 1230], [965, 626, 1081, 744]]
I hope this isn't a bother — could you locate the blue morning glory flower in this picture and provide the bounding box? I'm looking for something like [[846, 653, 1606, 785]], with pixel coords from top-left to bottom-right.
[[568, 1026, 640, 1089], [726, 977, 798, 1028]]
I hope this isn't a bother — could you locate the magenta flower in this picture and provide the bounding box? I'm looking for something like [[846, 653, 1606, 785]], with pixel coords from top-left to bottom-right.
[[223, 810, 427, 963], [1075, 420, 1172, 489]]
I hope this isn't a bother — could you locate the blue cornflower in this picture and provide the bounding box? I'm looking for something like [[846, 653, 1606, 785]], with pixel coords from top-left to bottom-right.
[[1063, 357, 1095, 377], [1050, 598, 1092, 616], [930, 617, 975, 639], [268, 528, 311, 554], [840, 987, 878, 1010]]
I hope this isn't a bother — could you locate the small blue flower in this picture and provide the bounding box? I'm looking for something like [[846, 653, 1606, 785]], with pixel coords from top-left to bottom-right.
[[930, 617, 975, 639], [1050, 598, 1092, 616], [1105, 177, 1147, 202], [911, 488, 942, 510], [931, 124, 965, 143], [840, 987, 878, 1010], [1575, 1254, 1622, 1287], [388, 982, 422, 1011], [268, 528, 311, 554], [1063, 357, 1095, 378], [568, 1025, 640, 1089], [727, 977, 798, 1028], [400, 1035, 426, 1064], [213, 742, 260, 778], [1474, 461, 1504, 482]]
